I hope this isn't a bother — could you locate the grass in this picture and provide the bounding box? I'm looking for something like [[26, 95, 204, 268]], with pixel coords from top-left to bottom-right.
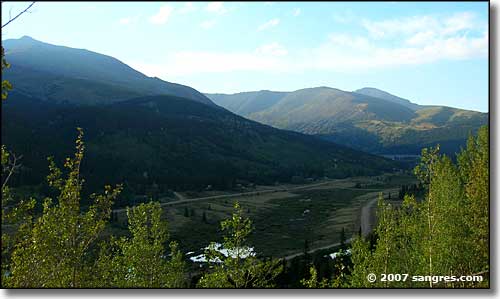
[[133, 173, 417, 259], [249, 188, 370, 256]]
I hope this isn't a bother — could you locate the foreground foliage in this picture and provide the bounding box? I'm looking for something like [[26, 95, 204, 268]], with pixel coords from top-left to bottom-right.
[[4, 129, 122, 287], [303, 126, 489, 288], [1, 129, 187, 287], [197, 202, 283, 288], [94, 202, 186, 288]]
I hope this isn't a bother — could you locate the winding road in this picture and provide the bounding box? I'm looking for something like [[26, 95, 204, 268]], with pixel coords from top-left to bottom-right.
[[282, 190, 392, 260], [360, 194, 379, 237]]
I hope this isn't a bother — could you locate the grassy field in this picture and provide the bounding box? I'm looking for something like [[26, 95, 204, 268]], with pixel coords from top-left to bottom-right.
[[106, 172, 417, 259]]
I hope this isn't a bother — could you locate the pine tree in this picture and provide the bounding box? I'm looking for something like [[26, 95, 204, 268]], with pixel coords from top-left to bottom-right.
[[339, 227, 346, 250]]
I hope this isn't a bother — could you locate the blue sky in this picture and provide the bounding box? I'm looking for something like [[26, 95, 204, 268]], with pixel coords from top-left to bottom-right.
[[1, 1, 489, 112]]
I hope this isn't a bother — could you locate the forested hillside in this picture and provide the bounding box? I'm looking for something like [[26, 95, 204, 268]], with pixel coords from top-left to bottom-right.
[[2, 91, 395, 207]]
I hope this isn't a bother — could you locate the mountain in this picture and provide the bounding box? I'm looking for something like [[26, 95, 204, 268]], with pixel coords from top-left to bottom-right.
[[205, 90, 288, 116], [206, 87, 488, 155], [2, 36, 214, 106], [354, 87, 421, 111], [1, 38, 396, 206], [250, 87, 417, 127]]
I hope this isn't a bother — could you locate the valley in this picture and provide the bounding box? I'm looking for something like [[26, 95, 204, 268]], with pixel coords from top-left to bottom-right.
[[106, 172, 415, 259]]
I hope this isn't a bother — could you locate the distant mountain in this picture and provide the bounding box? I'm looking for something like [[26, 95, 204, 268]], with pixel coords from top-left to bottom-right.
[[206, 87, 488, 155], [2, 36, 214, 106], [2, 37, 396, 205], [250, 87, 417, 127]]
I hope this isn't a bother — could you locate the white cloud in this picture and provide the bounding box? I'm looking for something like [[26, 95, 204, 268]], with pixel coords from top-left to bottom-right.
[[118, 15, 140, 25], [135, 51, 286, 77], [119, 17, 132, 25], [306, 30, 487, 71], [179, 2, 197, 14], [131, 31, 486, 78], [293, 8, 301, 17], [327, 34, 371, 50], [130, 11, 487, 78], [332, 11, 355, 24], [149, 5, 173, 25], [258, 18, 280, 31], [405, 31, 435, 46], [442, 12, 477, 35], [128, 61, 166, 78], [256, 42, 288, 56], [307, 11, 485, 71], [206, 2, 227, 14], [129, 43, 290, 77], [363, 15, 438, 39], [362, 12, 481, 39], [200, 20, 216, 30]]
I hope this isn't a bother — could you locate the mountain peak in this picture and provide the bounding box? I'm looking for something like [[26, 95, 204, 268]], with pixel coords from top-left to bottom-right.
[[3, 35, 54, 51], [354, 87, 420, 111], [19, 35, 36, 41], [355, 87, 398, 97], [4, 35, 39, 46], [8, 35, 43, 44], [357, 87, 381, 91]]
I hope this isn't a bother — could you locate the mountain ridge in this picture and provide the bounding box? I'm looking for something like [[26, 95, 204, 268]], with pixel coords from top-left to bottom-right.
[[2, 36, 215, 106], [206, 87, 487, 155]]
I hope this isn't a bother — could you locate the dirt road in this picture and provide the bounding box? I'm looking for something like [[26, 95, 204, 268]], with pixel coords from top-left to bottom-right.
[[282, 189, 396, 260], [360, 195, 378, 237], [112, 179, 346, 213]]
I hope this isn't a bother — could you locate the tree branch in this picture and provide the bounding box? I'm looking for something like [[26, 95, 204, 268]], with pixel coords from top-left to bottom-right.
[[1, 2, 35, 28], [2, 152, 22, 189]]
